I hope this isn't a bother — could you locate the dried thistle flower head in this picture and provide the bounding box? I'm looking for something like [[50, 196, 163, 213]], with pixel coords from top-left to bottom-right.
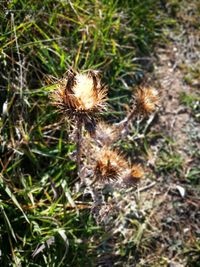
[[130, 164, 144, 179], [94, 148, 128, 183], [135, 87, 159, 115], [122, 164, 144, 183], [94, 121, 119, 145], [50, 69, 107, 133]]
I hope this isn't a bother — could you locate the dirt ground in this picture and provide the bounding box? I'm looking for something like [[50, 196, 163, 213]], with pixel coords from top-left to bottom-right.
[[96, 3, 200, 266], [146, 3, 200, 265]]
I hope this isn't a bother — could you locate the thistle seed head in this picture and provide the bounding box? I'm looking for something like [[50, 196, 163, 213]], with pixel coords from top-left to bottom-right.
[[94, 148, 128, 183], [94, 121, 119, 145], [122, 163, 144, 183], [135, 87, 159, 115], [50, 69, 108, 133], [130, 164, 144, 179]]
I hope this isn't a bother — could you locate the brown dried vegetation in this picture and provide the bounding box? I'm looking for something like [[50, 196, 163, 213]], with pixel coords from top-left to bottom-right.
[[50, 69, 107, 134], [50, 69, 159, 185], [135, 87, 159, 115]]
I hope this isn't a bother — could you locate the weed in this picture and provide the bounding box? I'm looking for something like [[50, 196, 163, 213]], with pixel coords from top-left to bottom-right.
[[1, 0, 199, 266]]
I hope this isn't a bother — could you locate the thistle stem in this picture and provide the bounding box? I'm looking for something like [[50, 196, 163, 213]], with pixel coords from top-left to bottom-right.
[[115, 106, 137, 131], [76, 119, 82, 178]]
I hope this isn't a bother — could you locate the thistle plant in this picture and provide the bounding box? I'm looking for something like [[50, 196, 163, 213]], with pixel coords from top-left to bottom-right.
[[50, 69, 107, 175], [50, 69, 159, 188]]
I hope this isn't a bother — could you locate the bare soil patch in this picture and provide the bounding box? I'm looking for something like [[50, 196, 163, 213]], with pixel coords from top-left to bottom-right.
[[147, 3, 200, 265]]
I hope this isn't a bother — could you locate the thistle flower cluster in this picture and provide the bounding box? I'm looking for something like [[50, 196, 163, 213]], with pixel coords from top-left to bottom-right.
[[50, 69, 159, 186]]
